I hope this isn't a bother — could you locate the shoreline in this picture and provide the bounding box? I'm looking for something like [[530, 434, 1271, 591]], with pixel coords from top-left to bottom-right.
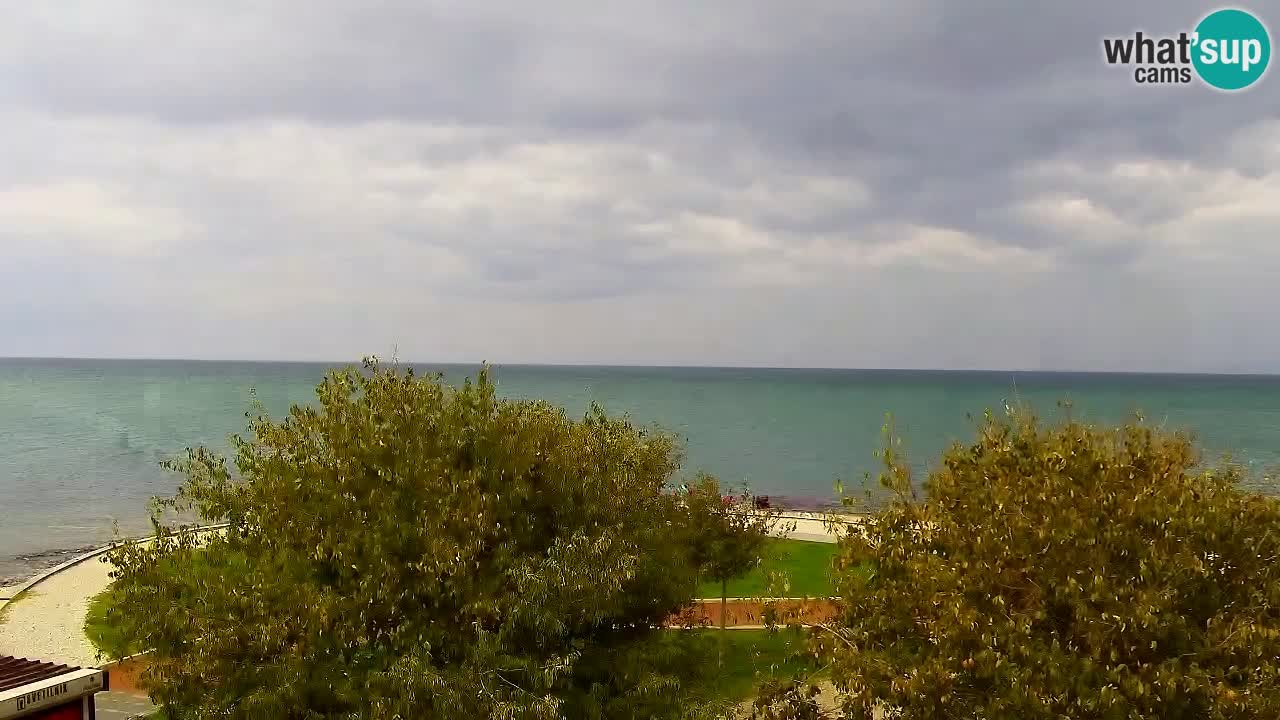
[[1, 544, 106, 589]]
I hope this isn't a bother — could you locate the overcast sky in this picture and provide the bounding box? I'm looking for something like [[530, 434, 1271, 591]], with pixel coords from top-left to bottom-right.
[[1, 2, 1277, 372]]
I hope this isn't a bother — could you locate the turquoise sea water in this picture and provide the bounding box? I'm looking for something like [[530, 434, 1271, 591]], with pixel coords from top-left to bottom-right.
[[4, 358, 1280, 582]]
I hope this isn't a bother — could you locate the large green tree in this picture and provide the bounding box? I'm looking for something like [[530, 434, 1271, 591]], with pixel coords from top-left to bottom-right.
[[104, 361, 732, 719], [681, 474, 784, 651], [764, 412, 1280, 719]]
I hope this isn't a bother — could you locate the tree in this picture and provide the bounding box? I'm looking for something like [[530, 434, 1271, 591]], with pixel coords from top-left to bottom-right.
[[771, 411, 1280, 719], [681, 474, 785, 661], [103, 360, 733, 719]]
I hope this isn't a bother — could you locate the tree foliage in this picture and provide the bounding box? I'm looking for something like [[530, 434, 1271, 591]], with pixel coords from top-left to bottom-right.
[[782, 412, 1280, 719], [682, 474, 783, 593], [103, 360, 738, 719], [680, 474, 785, 667]]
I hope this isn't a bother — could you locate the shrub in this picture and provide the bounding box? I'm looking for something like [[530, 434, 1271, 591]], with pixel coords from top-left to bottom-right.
[[783, 412, 1280, 719], [104, 360, 731, 719]]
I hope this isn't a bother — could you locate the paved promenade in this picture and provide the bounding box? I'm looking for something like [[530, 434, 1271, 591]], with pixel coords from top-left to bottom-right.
[[0, 555, 111, 666], [774, 509, 861, 543]]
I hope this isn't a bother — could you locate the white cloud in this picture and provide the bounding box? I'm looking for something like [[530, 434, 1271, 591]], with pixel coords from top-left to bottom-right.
[[1012, 194, 1136, 251], [0, 180, 192, 257], [0, 109, 1016, 300], [864, 225, 1054, 271], [1, 1, 1279, 371]]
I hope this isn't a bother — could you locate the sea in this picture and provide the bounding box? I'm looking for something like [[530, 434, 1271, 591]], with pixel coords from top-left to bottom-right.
[[4, 358, 1280, 585]]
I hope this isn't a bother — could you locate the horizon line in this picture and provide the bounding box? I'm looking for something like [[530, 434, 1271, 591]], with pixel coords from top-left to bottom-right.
[[1, 355, 1278, 378]]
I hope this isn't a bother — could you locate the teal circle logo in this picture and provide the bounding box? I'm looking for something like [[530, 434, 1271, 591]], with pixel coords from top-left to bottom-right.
[[1192, 8, 1271, 90]]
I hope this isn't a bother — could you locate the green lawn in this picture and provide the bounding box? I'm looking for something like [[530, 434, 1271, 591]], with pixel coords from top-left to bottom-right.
[[706, 625, 814, 691], [85, 546, 249, 659], [697, 538, 838, 598], [84, 586, 134, 658], [696, 627, 820, 704]]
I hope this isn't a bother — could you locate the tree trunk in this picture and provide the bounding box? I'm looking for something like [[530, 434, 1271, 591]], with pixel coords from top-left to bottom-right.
[[719, 578, 727, 667]]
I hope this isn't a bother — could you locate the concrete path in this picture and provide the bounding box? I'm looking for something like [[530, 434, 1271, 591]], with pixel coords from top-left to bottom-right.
[[0, 556, 113, 666], [775, 511, 858, 544], [0, 528, 223, 669], [97, 692, 158, 719]]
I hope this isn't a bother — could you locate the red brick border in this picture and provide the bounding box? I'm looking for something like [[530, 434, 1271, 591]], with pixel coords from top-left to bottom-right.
[[671, 598, 838, 627]]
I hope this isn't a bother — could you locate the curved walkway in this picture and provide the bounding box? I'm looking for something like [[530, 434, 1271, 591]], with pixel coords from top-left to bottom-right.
[[0, 554, 114, 666], [0, 524, 227, 667]]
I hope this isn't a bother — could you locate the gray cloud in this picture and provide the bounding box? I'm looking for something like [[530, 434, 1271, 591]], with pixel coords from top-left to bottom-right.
[[0, 1, 1278, 370]]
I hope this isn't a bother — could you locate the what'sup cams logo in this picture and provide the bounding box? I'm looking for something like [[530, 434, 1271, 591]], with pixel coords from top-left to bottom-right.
[[1103, 8, 1271, 90]]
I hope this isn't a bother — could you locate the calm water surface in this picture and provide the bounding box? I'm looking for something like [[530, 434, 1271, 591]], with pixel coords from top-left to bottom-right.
[[4, 358, 1280, 582]]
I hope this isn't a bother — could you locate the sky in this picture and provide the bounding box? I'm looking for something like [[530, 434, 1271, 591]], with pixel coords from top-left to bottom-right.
[[1, 2, 1278, 372]]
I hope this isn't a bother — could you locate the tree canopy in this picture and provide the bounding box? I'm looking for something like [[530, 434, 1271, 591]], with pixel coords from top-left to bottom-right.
[[103, 361, 739, 719], [786, 412, 1280, 719]]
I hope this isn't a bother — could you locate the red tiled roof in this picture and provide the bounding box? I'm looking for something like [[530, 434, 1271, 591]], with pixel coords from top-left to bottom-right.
[[0, 656, 78, 693]]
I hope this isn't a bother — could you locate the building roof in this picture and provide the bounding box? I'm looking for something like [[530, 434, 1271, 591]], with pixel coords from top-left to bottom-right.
[[0, 656, 77, 693]]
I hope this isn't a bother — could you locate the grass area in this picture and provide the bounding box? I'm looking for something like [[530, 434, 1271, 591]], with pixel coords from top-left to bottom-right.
[[696, 627, 821, 705], [84, 586, 135, 658], [85, 545, 252, 658], [697, 538, 838, 598]]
